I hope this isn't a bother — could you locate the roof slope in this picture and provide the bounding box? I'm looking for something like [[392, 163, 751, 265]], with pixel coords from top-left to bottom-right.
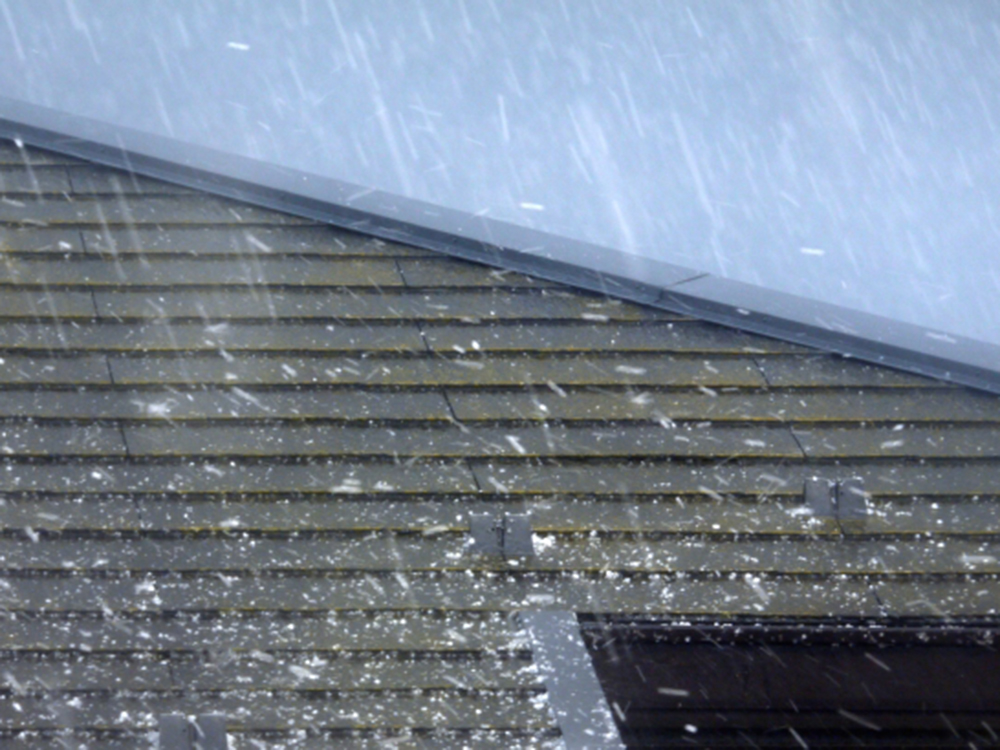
[[1, 138, 1000, 747]]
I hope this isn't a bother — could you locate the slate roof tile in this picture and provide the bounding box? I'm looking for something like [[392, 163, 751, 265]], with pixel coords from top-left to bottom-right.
[[2, 138, 1000, 745], [81, 226, 434, 256]]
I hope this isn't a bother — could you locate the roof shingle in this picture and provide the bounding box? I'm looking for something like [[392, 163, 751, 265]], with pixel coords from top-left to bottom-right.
[[2, 138, 1000, 747]]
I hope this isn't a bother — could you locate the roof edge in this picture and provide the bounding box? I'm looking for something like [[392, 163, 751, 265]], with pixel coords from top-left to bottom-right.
[[2, 96, 997, 396]]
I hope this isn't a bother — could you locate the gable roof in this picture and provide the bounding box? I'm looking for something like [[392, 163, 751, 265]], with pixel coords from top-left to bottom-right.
[[2, 138, 1000, 747]]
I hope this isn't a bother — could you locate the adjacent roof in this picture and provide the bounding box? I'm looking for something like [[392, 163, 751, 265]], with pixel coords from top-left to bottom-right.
[[2, 138, 1000, 747]]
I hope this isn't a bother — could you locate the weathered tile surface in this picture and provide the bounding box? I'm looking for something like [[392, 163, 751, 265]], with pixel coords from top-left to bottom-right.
[[82, 225, 432, 256], [67, 165, 193, 195], [0, 387, 447, 420], [0, 195, 317, 225], [0, 459, 478, 494], [108, 352, 765, 387], [0, 165, 72, 193], [1, 138, 998, 744], [398, 258, 556, 288], [0, 422, 127, 455], [0, 256, 405, 287], [92, 288, 668, 321], [0, 355, 110, 384], [758, 353, 943, 388], [0, 321, 424, 353], [422, 321, 804, 353], [0, 226, 83, 252], [120, 423, 803, 459], [447, 387, 1000, 423], [0, 290, 96, 318]]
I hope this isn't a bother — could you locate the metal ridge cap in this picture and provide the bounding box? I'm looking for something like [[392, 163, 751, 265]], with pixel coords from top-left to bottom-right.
[[659, 274, 1000, 395]]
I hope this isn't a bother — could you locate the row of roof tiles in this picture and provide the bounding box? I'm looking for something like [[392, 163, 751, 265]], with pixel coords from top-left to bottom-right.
[[1, 139, 999, 747]]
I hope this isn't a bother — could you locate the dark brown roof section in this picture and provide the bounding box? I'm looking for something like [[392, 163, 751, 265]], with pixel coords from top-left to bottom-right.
[[2, 138, 1000, 747]]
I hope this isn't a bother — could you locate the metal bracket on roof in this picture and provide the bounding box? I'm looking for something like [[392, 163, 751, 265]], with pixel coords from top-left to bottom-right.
[[157, 714, 228, 750], [804, 477, 868, 533], [469, 512, 535, 557], [837, 477, 869, 533], [520, 610, 626, 750]]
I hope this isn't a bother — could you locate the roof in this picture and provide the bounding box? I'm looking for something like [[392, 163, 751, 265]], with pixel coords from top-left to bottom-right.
[[2, 137, 1000, 747]]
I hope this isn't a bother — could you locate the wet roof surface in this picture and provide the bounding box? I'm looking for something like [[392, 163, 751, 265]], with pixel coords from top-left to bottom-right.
[[2, 138, 1000, 747]]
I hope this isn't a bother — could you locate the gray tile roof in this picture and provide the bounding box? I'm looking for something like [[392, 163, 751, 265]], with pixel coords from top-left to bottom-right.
[[2, 137, 1000, 747]]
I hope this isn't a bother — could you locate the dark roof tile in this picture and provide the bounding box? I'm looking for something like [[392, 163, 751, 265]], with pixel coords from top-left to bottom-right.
[[67, 164, 193, 195], [0, 387, 447, 420], [0, 256, 406, 287], [759, 353, 944, 388], [0, 459, 478, 495], [91, 288, 667, 321], [0, 165, 72, 193], [119, 423, 803, 460], [794, 425, 1000, 459], [82, 226, 433, 256], [2, 194, 317, 225], [421, 320, 807, 353], [106, 352, 765, 387], [0, 355, 109, 384], [2, 137, 998, 742], [0, 691, 555, 732], [0, 291, 96, 318], [0, 423, 127, 456], [0, 610, 521, 652], [0, 322, 423, 353], [0, 226, 83, 252], [447, 387, 1000, 423]]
